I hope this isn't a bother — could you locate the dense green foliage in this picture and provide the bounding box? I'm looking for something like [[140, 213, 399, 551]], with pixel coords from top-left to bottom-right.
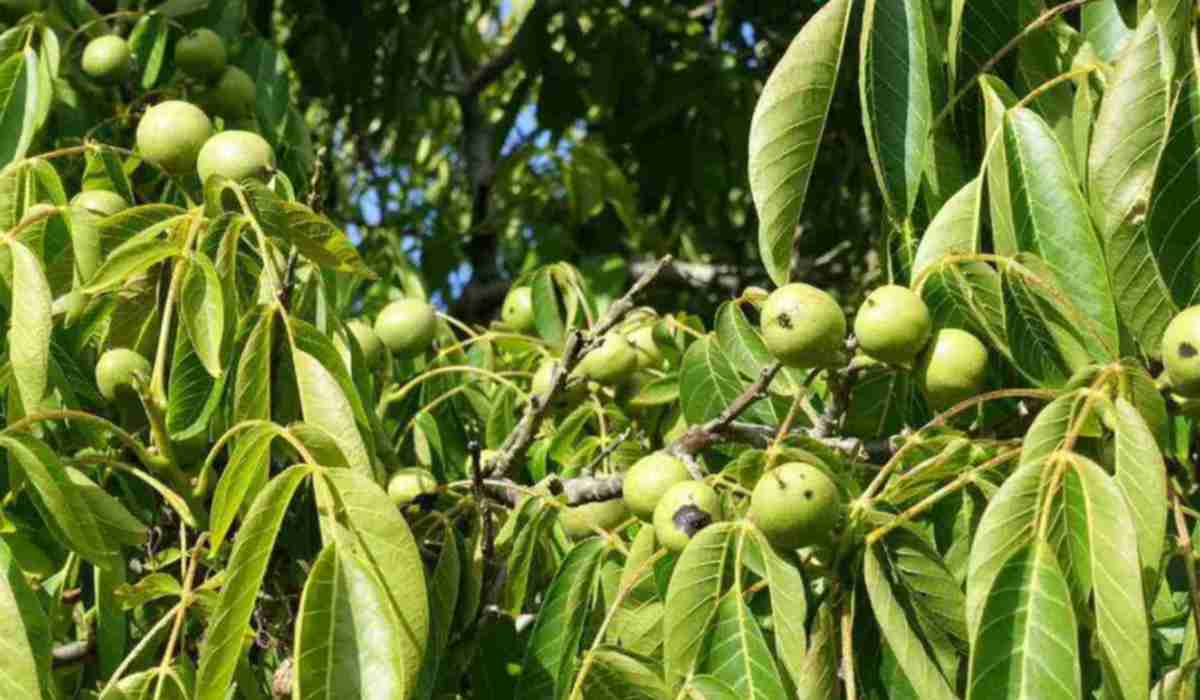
[[1, 1, 1200, 700]]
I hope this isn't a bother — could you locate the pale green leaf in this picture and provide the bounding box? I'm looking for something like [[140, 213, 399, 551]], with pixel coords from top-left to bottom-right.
[[195, 464, 312, 700], [0, 538, 53, 700], [7, 239, 50, 412], [966, 461, 1045, 638], [292, 542, 410, 700], [1112, 397, 1168, 586], [574, 648, 668, 700], [317, 468, 429, 698], [967, 541, 1081, 700], [1072, 454, 1150, 700], [0, 50, 40, 167], [0, 433, 113, 566], [180, 252, 225, 377], [864, 544, 957, 700], [747, 0, 852, 286], [699, 590, 788, 700], [516, 538, 607, 699], [664, 522, 735, 687], [1089, 14, 1170, 241]]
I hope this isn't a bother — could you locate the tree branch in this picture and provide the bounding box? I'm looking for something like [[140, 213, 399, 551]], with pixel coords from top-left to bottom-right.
[[484, 256, 674, 478], [667, 362, 784, 474], [52, 639, 94, 667]]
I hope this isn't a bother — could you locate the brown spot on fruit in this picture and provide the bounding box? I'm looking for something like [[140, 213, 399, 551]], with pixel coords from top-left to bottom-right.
[[1181, 342, 1198, 359], [804, 490, 814, 499], [777, 312, 793, 330], [673, 504, 713, 537]]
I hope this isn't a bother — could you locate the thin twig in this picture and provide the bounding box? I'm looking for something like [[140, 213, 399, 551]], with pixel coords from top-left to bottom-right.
[[1173, 487, 1200, 649], [484, 256, 674, 478], [579, 427, 635, 476], [667, 362, 784, 474]]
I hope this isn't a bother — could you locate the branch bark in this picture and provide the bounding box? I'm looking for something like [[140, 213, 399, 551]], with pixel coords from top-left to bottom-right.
[[668, 362, 783, 463], [484, 256, 674, 478]]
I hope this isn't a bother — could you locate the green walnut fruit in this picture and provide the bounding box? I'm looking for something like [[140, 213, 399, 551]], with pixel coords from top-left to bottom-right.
[[918, 328, 988, 410], [71, 190, 128, 217], [81, 36, 132, 83], [375, 298, 438, 357], [854, 285, 932, 366], [623, 452, 692, 521], [174, 28, 227, 82], [197, 130, 275, 183], [1163, 306, 1200, 397], [388, 468, 437, 508], [761, 283, 846, 368], [531, 359, 588, 406], [501, 286, 535, 333], [347, 320, 385, 368], [95, 348, 151, 401], [653, 480, 722, 552], [560, 500, 630, 540], [136, 101, 213, 174], [202, 66, 256, 119], [750, 462, 840, 550], [576, 333, 638, 385], [629, 325, 663, 369]]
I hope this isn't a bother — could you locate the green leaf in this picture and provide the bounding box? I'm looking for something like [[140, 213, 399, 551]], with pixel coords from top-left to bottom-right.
[[966, 460, 1045, 638], [1001, 261, 1097, 387], [864, 544, 957, 700], [680, 336, 783, 427], [233, 306, 273, 423], [751, 529, 807, 687], [1114, 68, 1200, 354], [1020, 393, 1081, 467], [608, 526, 664, 656], [1154, 0, 1192, 81], [575, 648, 668, 700], [0, 538, 54, 700], [94, 559, 126, 679], [84, 237, 182, 294], [949, 0, 1036, 85], [317, 468, 429, 698], [1089, 14, 1170, 242], [967, 541, 1081, 700], [1071, 453, 1150, 700], [292, 542, 411, 700], [415, 521, 460, 698], [165, 322, 225, 440], [292, 350, 371, 474], [128, 12, 169, 89], [993, 106, 1119, 359], [714, 301, 806, 394], [912, 177, 982, 280], [516, 538, 607, 699], [1082, 1, 1135, 61], [664, 522, 735, 687], [209, 422, 289, 554], [67, 468, 148, 547], [1112, 397, 1168, 587], [274, 202, 371, 275], [860, 0, 936, 217], [699, 589, 788, 700], [180, 252, 225, 377], [238, 39, 293, 141], [684, 676, 741, 700], [747, 0, 851, 286], [7, 239, 50, 412], [195, 464, 312, 700], [793, 607, 838, 700], [0, 49, 40, 168], [0, 433, 113, 567]]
